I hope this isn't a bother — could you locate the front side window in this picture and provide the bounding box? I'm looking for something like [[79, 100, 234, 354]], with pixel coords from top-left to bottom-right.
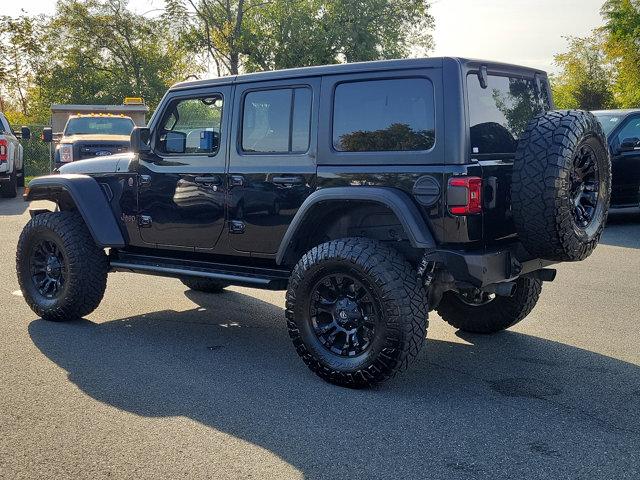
[[157, 96, 223, 155], [615, 116, 640, 144], [467, 74, 549, 155], [242, 87, 311, 154], [332, 78, 435, 152], [0, 116, 10, 133]]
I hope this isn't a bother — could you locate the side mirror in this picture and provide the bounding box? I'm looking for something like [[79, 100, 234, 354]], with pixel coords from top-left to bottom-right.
[[14, 126, 31, 140], [164, 131, 187, 154], [42, 127, 53, 143], [619, 137, 640, 152], [130, 126, 151, 154]]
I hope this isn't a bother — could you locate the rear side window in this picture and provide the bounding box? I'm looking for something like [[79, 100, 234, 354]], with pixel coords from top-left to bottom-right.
[[242, 87, 311, 154], [468, 74, 549, 155], [332, 78, 435, 152]]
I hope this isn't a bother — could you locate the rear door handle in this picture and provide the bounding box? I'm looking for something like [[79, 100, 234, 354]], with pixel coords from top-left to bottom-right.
[[194, 175, 222, 186], [273, 176, 303, 185]]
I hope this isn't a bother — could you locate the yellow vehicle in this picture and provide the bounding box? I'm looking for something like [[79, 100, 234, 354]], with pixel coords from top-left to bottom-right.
[[42, 101, 148, 169]]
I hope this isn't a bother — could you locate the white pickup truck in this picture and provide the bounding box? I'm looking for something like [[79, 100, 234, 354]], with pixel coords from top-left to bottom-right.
[[0, 113, 30, 198]]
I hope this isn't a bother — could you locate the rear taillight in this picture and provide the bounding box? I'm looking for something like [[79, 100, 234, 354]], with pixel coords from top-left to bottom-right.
[[0, 140, 7, 162], [448, 176, 482, 215]]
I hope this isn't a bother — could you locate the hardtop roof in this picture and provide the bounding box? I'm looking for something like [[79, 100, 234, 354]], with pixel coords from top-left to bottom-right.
[[169, 57, 547, 91]]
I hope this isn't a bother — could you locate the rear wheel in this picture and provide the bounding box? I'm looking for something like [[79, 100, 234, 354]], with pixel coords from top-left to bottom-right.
[[286, 238, 428, 388], [181, 278, 228, 293], [16, 211, 108, 321], [437, 276, 542, 334]]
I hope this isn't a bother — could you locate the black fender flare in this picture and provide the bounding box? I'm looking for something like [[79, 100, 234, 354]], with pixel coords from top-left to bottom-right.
[[24, 174, 126, 248], [276, 186, 436, 265]]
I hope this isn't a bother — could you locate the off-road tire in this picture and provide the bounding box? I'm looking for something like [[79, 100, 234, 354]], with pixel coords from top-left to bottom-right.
[[286, 238, 428, 388], [16, 211, 108, 321], [1, 169, 17, 198], [512, 110, 611, 261], [181, 278, 228, 293], [437, 276, 542, 334]]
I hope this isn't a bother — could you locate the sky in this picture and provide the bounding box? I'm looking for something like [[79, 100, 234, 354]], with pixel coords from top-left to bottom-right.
[[6, 0, 605, 74]]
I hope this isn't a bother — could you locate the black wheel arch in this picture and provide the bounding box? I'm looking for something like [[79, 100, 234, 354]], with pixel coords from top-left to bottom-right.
[[276, 187, 436, 266], [24, 174, 126, 248]]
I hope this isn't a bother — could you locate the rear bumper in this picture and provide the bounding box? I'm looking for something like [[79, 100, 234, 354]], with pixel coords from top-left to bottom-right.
[[425, 244, 555, 287]]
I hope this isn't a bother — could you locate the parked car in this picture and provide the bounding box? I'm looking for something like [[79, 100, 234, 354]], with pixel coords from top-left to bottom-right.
[[593, 109, 640, 208], [0, 112, 30, 198], [43, 113, 135, 169], [18, 58, 611, 388]]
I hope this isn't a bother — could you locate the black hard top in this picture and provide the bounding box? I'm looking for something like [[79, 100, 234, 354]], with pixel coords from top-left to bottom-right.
[[592, 109, 640, 116], [170, 57, 547, 91]]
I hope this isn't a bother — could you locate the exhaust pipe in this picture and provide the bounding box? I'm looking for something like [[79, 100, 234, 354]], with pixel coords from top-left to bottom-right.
[[534, 268, 557, 282]]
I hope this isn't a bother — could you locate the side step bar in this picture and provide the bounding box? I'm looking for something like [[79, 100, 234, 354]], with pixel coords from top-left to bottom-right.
[[109, 252, 290, 290]]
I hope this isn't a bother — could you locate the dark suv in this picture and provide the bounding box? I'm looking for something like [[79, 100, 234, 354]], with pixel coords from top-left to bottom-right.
[[17, 58, 611, 387], [592, 109, 640, 208]]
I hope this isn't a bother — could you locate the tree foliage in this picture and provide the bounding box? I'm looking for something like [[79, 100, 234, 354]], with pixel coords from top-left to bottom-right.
[[551, 33, 615, 110], [39, 0, 199, 110], [0, 0, 434, 125], [601, 0, 640, 107], [0, 15, 47, 118], [167, 0, 434, 75]]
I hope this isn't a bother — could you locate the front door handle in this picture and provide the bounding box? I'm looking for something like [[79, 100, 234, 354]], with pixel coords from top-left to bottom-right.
[[230, 175, 245, 187], [273, 176, 303, 185], [194, 175, 222, 186]]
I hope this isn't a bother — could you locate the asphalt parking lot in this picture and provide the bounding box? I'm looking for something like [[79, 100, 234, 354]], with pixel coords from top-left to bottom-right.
[[0, 192, 638, 480]]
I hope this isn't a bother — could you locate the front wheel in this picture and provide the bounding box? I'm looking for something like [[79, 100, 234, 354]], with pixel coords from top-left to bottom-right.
[[436, 276, 542, 334], [286, 238, 428, 388], [16, 211, 108, 321]]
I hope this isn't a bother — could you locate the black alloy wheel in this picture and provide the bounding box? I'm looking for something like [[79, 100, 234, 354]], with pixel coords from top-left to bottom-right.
[[309, 273, 378, 357], [570, 143, 601, 230], [29, 239, 67, 299]]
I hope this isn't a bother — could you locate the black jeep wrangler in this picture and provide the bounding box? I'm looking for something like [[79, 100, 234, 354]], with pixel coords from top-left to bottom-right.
[[17, 58, 611, 388]]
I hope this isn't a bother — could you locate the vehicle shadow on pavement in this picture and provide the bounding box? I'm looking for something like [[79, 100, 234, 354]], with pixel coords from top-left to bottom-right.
[[601, 208, 640, 249], [28, 290, 640, 479], [0, 189, 28, 216]]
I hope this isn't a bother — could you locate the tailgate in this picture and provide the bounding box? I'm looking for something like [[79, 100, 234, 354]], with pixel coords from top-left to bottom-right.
[[481, 159, 517, 245]]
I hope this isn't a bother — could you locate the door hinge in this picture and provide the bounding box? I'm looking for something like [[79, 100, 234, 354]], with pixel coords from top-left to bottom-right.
[[229, 220, 245, 234], [138, 215, 152, 227]]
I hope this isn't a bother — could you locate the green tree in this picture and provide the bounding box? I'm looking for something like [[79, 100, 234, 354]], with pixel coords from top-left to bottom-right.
[[37, 0, 199, 111], [0, 15, 47, 118], [551, 33, 615, 110], [601, 0, 640, 107], [166, 0, 434, 75]]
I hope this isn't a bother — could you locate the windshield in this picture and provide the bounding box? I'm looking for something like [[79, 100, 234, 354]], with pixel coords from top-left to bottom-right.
[[467, 73, 550, 155], [593, 114, 623, 136], [65, 117, 134, 136]]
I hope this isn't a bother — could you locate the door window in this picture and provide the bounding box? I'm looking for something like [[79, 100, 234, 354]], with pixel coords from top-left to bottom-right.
[[332, 78, 435, 152], [241, 87, 311, 154], [615, 116, 640, 145], [157, 96, 223, 155]]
